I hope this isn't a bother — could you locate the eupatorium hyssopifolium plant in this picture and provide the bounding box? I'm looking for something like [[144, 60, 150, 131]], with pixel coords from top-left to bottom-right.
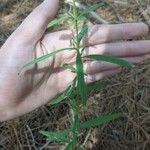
[[22, 0, 133, 149]]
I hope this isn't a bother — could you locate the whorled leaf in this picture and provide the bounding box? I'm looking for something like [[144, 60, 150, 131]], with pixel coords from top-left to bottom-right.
[[47, 16, 69, 29], [40, 130, 70, 143], [80, 113, 122, 129], [78, 3, 104, 19], [49, 86, 72, 105], [64, 141, 74, 150], [84, 54, 133, 68], [77, 24, 88, 44], [49, 78, 77, 105], [87, 81, 107, 94], [62, 63, 77, 73], [40, 113, 121, 144], [76, 52, 88, 105], [22, 48, 75, 69], [70, 98, 80, 146], [77, 146, 85, 150]]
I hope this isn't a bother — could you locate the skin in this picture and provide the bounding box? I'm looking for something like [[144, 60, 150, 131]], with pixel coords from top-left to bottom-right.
[[0, 0, 150, 122]]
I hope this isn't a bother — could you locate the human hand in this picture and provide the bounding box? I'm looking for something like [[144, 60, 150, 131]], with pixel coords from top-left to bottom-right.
[[0, 0, 149, 121]]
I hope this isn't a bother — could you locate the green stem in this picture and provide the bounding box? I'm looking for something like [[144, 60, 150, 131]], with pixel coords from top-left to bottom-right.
[[67, 1, 82, 149], [70, 98, 79, 149], [73, 0, 79, 49]]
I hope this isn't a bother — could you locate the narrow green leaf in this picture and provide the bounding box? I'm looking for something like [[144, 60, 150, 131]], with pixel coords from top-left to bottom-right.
[[49, 93, 66, 105], [40, 114, 121, 143], [49, 78, 77, 105], [80, 113, 122, 129], [78, 3, 104, 19], [47, 16, 68, 28], [70, 98, 80, 145], [77, 146, 85, 150], [78, 15, 86, 21], [62, 63, 77, 73], [64, 141, 74, 150], [40, 130, 70, 143], [49, 86, 71, 105], [87, 82, 107, 94], [84, 54, 133, 68], [22, 48, 75, 69], [77, 25, 88, 44], [76, 53, 88, 105], [72, 114, 79, 145]]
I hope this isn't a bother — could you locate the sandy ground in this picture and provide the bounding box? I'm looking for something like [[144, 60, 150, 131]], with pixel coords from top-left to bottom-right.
[[0, 0, 150, 149]]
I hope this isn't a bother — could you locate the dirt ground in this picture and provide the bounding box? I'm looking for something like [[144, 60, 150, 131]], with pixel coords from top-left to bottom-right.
[[0, 0, 150, 150]]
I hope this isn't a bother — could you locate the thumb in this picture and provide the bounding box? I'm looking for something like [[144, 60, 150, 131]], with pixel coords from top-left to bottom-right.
[[13, 0, 59, 43]]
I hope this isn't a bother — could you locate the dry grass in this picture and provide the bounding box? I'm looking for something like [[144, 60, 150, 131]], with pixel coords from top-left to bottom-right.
[[0, 0, 150, 149]]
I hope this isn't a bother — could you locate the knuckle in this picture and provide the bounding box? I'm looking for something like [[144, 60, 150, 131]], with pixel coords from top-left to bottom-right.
[[140, 23, 149, 34], [120, 25, 131, 38]]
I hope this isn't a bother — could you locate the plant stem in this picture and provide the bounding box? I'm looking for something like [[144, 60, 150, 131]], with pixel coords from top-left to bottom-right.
[[73, 0, 80, 49], [68, 1, 81, 148], [70, 98, 79, 149]]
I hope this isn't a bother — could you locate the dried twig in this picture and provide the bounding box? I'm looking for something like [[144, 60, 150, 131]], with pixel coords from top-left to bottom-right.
[[134, 0, 150, 26], [25, 131, 32, 150], [12, 125, 23, 150], [39, 140, 51, 150], [82, 129, 92, 146], [26, 125, 37, 150], [65, 0, 109, 24]]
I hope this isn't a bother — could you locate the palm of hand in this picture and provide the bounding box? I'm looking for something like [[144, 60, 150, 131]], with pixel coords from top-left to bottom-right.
[[0, 29, 78, 120]]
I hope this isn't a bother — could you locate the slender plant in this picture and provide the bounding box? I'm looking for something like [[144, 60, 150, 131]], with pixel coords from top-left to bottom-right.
[[22, 1, 133, 149]]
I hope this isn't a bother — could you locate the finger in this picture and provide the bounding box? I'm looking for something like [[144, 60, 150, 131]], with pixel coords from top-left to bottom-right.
[[84, 56, 145, 75], [84, 40, 150, 57], [12, 0, 59, 43], [83, 23, 148, 46], [85, 68, 121, 84]]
